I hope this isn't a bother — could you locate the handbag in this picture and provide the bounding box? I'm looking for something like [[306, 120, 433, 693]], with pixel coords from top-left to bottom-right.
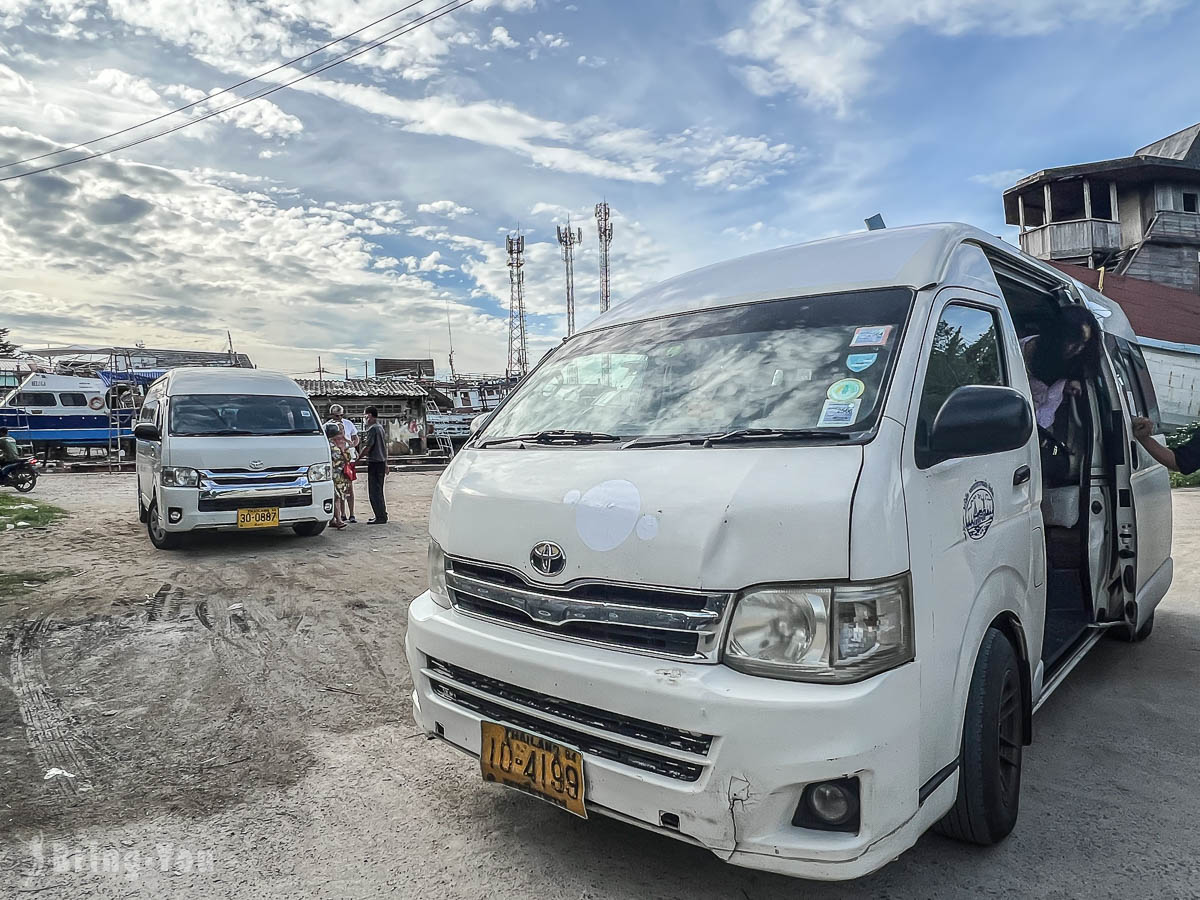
[[1038, 429, 1071, 484], [343, 460, 358, 481]]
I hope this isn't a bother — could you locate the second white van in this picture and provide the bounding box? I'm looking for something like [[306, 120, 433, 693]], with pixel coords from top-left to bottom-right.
[[134, 368, 335, 549]]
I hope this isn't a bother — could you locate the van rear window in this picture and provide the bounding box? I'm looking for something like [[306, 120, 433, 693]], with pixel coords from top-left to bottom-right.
[[481, 288, 913, 445], [168, 394, 321, 437]]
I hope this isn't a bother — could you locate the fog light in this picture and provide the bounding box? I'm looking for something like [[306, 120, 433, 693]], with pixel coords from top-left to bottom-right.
[[324, 499, 333, 513], [792, 777, 860, 833], [167, 507, 183, 523]]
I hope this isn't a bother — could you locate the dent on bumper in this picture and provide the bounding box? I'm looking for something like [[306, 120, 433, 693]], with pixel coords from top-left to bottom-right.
[[405, 590, 938, 880]]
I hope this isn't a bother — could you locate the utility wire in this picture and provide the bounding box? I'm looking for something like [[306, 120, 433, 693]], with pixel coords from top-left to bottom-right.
[[0, 0, 432, 172], [0, 0, 475, 183]]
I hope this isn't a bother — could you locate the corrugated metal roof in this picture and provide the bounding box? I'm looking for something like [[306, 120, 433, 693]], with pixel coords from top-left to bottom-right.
[[1136, 123, 1200, 162], [1049, 262, 1200, 349], [295, 377, 428, 398]]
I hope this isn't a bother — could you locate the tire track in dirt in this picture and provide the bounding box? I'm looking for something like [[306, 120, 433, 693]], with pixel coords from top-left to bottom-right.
[[6, 618, 94, 799]]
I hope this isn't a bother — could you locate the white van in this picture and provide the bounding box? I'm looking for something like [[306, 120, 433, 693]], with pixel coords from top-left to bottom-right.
[[134, 368, 335, 549], [405, 223, 1171, 880]]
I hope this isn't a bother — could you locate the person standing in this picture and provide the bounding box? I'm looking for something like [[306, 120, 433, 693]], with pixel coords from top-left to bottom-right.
[[329, 404, 360, 523], [360, 406, 389, 524], [326, 421, 355, 530]]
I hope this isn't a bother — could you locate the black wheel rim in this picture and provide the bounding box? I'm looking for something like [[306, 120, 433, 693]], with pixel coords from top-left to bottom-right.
[[14, 473, 34, 492], [998, 668, 1021, 801]]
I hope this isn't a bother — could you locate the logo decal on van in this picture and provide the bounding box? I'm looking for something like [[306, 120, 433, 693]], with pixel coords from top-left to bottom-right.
[[530, 541, 566, 576], [963, 481, 995, 541]]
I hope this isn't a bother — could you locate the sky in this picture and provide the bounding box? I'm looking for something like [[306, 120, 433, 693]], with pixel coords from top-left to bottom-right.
[[1, 0, 1199, 378]]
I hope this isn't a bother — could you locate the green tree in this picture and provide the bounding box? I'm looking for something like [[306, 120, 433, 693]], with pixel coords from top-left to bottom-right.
[[0, 328, 17, 356]]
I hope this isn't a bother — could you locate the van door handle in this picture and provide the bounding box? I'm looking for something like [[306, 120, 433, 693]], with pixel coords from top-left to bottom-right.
[[1013, 465, 1031, 486]]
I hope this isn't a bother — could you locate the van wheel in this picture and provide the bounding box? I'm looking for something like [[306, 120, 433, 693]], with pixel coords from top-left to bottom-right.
[[1109, 612, 1154, 643], [146, 498, 182, 550], [138, 495, 148, 524], [935, 628, 1024, 845], [293, 522, 328, 537]]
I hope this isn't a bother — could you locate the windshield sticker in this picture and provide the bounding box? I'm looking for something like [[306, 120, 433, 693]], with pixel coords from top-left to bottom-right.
[[846, 353, 878, 373], [850, 325, 892, 347], [963, 480, 995, 541], [827, 378, 865, 402], [817, 399, 860, 427], [300, 409, 312, 417]]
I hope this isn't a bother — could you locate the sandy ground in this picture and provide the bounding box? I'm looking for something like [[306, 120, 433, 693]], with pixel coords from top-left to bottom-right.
[[2, 474, 1200, 899]]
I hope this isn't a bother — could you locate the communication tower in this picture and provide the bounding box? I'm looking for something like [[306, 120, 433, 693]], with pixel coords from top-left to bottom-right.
[[557, 220, 583, 336], [595, 202, 614, 312], [506, 233, 528, 378]]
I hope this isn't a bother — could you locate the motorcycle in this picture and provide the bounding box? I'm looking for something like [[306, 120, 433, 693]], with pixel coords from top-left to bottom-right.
[[0, 456, 38, 493]]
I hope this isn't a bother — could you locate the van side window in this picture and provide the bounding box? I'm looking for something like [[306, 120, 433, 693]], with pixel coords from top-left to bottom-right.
[[138, 399, 159, 425], [1106, 335, 1161, 424], [916, 304, 1006, 462]]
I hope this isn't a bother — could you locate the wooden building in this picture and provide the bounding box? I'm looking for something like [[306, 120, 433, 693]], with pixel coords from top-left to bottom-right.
[[1003, 123, 1200, 291], [295, 377, 429, 455]]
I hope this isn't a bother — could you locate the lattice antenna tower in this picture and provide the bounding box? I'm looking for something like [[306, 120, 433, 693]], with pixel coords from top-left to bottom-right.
[[595, 202, 614, 313], [506, 232, 528, 377], [557, 219, 583, 336]]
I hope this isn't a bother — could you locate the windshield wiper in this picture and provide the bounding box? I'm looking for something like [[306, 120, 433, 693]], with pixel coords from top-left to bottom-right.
[[479, 429, 621, 448], [623, 428, 854, 449]]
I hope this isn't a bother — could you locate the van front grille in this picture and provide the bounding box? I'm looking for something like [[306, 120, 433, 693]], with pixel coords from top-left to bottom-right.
[[425, 657, 711, 782], [444, 558, 731, 662]]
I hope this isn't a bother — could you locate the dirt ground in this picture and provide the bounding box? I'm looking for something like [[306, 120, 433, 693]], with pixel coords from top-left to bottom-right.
[[2, 474, 1200, 899]]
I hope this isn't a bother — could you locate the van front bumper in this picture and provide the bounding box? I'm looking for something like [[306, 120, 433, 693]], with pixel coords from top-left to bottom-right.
[[157, 482, 335, 532], [405, 591, 948, 881]]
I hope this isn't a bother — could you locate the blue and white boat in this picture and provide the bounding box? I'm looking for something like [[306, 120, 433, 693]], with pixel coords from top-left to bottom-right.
[[0, 369, 139, 448]]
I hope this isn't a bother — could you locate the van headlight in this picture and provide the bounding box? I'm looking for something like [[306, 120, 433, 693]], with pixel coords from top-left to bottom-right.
[[161, 466, 199, 487], [307, 462, 332, 482], [428, 538, 451, 609], [724, 575, 913, 683]]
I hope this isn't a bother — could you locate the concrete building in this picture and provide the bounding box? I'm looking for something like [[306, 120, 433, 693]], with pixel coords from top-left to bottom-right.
[[1003, 123, 1200, 290], [1003, 124, 1200, 426]]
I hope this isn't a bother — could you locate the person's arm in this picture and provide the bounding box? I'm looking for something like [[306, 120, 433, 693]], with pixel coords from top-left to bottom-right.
[[1132, 417, 1181, 472]]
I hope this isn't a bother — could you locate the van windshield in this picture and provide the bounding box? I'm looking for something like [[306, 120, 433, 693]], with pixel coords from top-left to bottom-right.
[[168, 394, 321, 437], [481, 288, 913, 446]]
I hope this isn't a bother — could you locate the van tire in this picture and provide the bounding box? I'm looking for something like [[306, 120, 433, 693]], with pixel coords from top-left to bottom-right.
[[1109, 612, 1154, 643], [934, 628, 1023, 845], [138, 495, 148, 524], [293, 522, 328, 537], [146, 498, 183, 550]]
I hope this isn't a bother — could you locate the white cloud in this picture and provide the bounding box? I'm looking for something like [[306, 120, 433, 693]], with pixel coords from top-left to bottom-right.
[[0, 63, 35, 97], [489, 25, 519, 49], [418, 200, 474, 219], [576, 55, 607, 68], [721, 0, 1185, 112], [91, 68, 160, 105], [970, 168, 1030, 189], [162, 83, 303, 139]]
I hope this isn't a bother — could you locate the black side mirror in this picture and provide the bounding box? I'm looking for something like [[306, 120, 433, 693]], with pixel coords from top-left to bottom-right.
[[133, 422, 161, 442], [926, 385, 1033, 465]]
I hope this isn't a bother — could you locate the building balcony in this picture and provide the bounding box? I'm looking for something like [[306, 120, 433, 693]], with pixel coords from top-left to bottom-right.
[[1019, 218, 1122, 262]]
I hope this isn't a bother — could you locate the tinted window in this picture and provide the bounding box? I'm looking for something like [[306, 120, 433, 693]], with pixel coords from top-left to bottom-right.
[[1107, 335, 1161, 424], [168, 394, 321, 436], [15, 392, 57, 407], [59, 393, 88, 407], [138, 400, 159, 424], [917, 304, 1006, 457]]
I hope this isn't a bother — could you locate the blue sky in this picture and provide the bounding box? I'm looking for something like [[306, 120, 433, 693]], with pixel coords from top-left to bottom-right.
[[0, 0, 1198, 375]]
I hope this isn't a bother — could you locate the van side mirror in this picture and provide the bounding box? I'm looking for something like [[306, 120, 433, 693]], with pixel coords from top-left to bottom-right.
[[927, 385, 1033, 463], [133, 422, 161, 442]]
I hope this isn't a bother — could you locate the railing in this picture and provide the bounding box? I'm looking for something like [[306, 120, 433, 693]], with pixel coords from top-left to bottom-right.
[[1020, 218, 1122, 259]]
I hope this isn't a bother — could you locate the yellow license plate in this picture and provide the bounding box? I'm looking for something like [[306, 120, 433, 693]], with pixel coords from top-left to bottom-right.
[[237, 507, 279, 529], [480, 721, 586, 818]]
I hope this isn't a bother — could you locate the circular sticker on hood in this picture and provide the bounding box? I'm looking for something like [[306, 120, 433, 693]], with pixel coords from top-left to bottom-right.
[[827, 378, 865, 402]]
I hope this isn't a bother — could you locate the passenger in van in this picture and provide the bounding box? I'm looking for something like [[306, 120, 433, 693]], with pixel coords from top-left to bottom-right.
[[1132, 417, 1200, 473], [1021, 306, 1101, 429]]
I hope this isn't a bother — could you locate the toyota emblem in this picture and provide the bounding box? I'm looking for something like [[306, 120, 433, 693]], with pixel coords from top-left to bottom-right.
[[530, 541, 566, 577], [247, 459, 266, 471]]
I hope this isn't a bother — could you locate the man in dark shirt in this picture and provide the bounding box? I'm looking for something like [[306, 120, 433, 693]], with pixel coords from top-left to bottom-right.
[[360, 406, 389, 524], [1133, 417, 1200, 473], [0, 427, 20, 481]]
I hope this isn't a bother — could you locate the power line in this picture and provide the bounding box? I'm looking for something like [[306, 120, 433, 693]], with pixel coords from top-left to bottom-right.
[[0, 0, 432, 172], [0, 0, 476, 183]]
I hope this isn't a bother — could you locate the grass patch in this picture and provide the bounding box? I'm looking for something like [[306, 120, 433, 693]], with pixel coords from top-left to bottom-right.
[[0, 493, 67, 530], [0, 568, 72, 598]]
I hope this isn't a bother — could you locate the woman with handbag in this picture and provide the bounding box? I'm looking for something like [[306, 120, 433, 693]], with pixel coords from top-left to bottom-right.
[[326, 422, 357, 530]]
